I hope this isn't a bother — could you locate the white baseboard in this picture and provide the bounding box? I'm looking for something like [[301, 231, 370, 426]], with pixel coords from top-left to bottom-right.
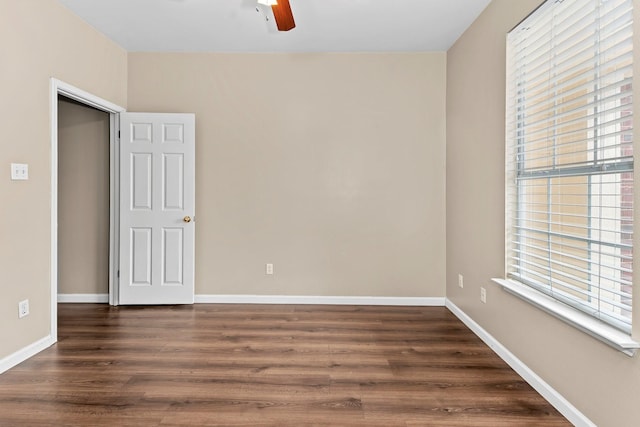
[[56, 294, 444, 306], [195, 294, 446, 306], [445, 299, 595, 427], [58, 293, 109, 303], [0, 335, 56, 375]]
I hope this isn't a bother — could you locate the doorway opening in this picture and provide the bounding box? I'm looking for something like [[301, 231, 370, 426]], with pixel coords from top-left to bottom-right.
[[57, 96, 110, 302], [50, 78, 125, 342]]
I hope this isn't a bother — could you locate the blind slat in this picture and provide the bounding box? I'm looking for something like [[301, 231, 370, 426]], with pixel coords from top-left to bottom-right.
[[507, 0, 633, 333], [508, 266, 632, 311], [512, 240, 633, 273], [510, 253, 633, 291]]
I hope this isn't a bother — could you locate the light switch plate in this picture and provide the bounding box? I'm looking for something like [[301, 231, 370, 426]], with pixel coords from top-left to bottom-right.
[[11, 163, 28, 180]]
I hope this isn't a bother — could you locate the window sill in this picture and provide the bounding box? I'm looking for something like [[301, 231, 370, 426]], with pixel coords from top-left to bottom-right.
[[491, 278, 640, 357]]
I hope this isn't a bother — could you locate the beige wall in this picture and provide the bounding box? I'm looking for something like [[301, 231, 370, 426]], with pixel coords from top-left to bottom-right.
[[128, 52, 447, 298], [446, 1, 640, 426], [58, 98, 110, 295], [0, 0, 127, 359]]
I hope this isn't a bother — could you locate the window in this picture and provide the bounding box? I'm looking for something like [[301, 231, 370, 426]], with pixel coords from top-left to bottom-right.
[[505, 0, 634, 333]]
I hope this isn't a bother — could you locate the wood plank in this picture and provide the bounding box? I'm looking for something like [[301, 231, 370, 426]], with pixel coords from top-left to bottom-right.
[[0, 304, 571, 426]]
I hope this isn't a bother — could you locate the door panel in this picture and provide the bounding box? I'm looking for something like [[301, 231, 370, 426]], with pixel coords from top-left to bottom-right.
[[131, 228, 152, 286], [132, 153, 152, 210], [162, 228, 183, 285], [119, 113, 195, 305], [163, 154, 184, 210]]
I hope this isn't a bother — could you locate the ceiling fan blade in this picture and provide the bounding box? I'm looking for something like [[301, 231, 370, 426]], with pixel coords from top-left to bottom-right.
[[271, 0, 295, 31]]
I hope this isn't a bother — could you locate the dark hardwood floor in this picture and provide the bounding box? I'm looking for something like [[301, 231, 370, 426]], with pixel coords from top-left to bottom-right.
[[0, 304, 571, 426]]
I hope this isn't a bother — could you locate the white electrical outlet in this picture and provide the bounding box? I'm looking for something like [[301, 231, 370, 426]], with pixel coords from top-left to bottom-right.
[[266, 263, 274, 275], [458, 274, 464, 289], [480, 287, 487, 304], [18, 299, 29, 318]]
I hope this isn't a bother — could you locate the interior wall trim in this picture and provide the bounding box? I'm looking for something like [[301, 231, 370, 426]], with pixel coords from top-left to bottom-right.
[[57, 294, 110, 303], [0, 335, 55, 375], [54, 294, 445, 306], [445, 299, 596, 427], [195, 295, 446, 306]]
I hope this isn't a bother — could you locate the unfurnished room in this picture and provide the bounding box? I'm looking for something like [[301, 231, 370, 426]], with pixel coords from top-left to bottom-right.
[[0, 1, 638, 426]]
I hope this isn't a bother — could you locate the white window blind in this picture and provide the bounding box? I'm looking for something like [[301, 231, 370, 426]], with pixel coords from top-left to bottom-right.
[[506, 0, 634, 333]]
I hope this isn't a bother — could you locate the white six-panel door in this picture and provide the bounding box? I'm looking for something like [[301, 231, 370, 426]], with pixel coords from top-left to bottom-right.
[[119, 113, 195, 304]]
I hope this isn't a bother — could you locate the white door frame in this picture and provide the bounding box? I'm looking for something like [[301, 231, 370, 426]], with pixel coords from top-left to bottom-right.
[[50, 78, 125, 341]]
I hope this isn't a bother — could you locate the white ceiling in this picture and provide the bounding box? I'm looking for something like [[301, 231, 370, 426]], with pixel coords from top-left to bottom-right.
[[56, 0, 491, 53]]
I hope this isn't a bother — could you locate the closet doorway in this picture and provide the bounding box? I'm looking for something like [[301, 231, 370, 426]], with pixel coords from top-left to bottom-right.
[[57, 96, 110, 303]]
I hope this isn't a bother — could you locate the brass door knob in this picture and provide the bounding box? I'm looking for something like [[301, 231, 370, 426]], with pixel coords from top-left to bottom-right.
[[183, 216, 192, 223]]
